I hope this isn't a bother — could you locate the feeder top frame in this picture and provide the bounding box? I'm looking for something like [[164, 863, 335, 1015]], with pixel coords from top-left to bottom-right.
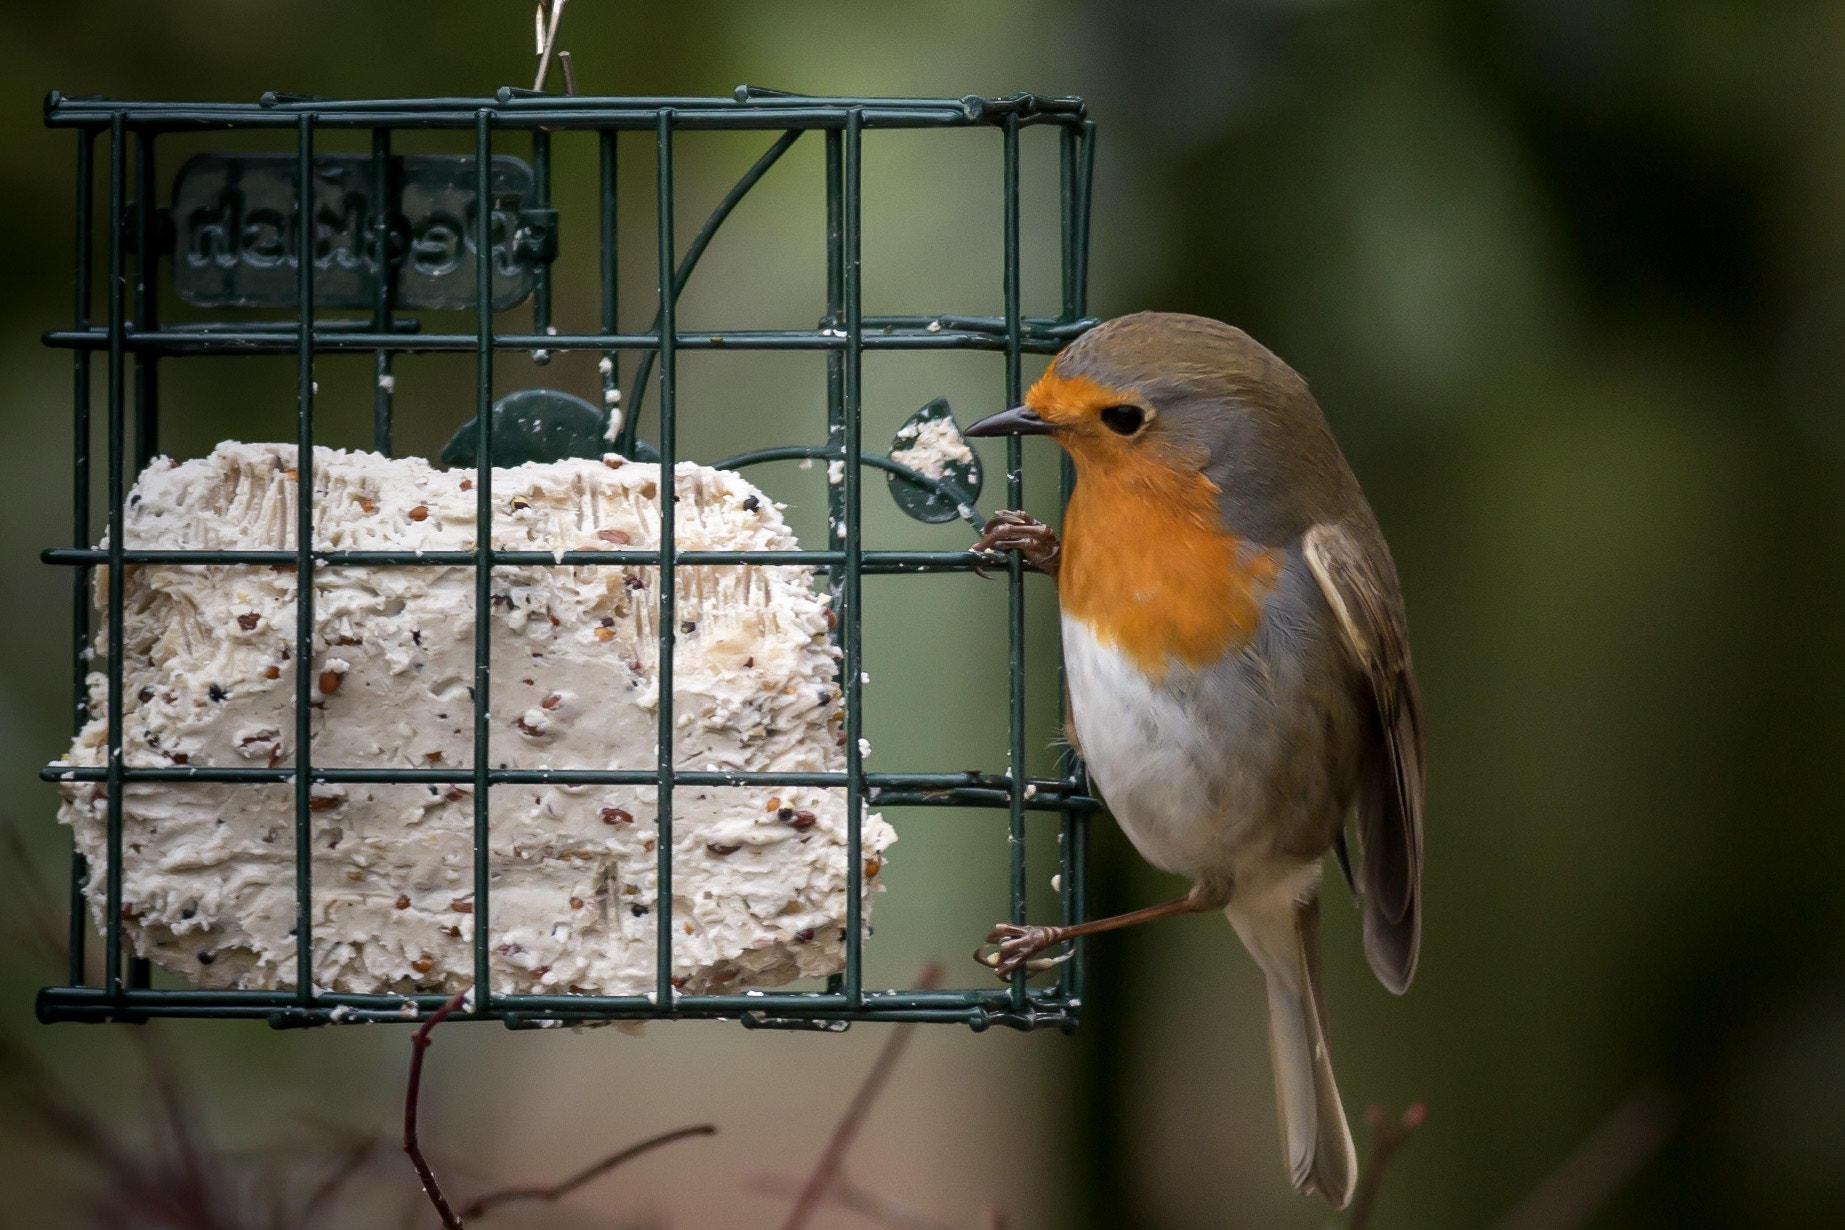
[[43, 85, 1090, 132]]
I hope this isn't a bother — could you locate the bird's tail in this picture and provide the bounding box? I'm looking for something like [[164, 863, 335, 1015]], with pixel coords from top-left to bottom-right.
[[1227, 877, 1357, 1208]]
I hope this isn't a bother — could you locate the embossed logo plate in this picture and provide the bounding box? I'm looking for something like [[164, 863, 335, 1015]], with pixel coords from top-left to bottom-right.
[[171, 153, 540, 311]]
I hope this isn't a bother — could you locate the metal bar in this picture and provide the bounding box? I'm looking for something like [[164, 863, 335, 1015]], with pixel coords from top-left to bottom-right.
[[44, 90, 1086, 115], [35, 982, 1068, 1013], [41, 325, 1087, 356], [41, 763, 1081, 792], [36, 985, 1080, 1029], [101, 114, 126, 1002], [1063, 119, 1097, 1011], [599, 127, 620, 442], [67, 127, 94, 989], [131, 128, 158, 470], [370, 127, 396, 455], [654, 109, 678, 1010], [293, 114, 317, 1009], [1003, 113, 1028, 1013], [472, 109, 497, 1009], [128, 126, 161, 995], [45, 98, 1088, 133], [530, 128, 553, 352], [1060, 125, 1077, 323], [823, 129, 845, 588], [41, 546, 998, 571], [842, 111, 865, 1008]]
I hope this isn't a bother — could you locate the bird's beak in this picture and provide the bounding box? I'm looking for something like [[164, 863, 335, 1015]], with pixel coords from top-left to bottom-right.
[[964, 405, 1053, 437]]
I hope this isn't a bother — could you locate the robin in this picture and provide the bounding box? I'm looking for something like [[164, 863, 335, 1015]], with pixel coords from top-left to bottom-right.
[[964, 312, 1424, 1208]]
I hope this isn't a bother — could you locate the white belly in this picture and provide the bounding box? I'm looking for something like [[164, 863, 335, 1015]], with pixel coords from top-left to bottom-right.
[[1061, 615, 1235, 877]]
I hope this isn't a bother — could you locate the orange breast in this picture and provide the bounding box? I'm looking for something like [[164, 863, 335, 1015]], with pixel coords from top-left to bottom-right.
[[1059, 457, 1281, 680]]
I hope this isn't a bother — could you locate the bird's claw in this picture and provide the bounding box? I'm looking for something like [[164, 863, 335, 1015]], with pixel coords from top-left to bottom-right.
[[969, 510, 1062, 579], [973, 922, 1073, 978]]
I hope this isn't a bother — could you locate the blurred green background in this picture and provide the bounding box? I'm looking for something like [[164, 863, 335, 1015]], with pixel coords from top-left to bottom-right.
[[3, 2, 1844, 1227]]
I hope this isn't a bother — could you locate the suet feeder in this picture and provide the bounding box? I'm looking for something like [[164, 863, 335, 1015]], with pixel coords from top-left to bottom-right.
[[36, 83, 1099, 1031]]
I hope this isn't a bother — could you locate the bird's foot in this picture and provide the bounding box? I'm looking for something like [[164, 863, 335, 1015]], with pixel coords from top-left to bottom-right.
[[974, 922, 1074, 978], [972, 510, 1061, 578]]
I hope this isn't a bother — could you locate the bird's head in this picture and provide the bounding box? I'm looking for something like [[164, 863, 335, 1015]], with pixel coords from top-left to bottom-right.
[[965, 311, 1355, 540]]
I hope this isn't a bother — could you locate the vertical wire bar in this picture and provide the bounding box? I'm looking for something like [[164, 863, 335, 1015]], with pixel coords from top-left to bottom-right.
[[1068, 119, 1097, 1012], [1002, 114, 1028, 1010], [472, 109, 496, 1009], [823, 129, 846, 578], [531, 129, 553, 346], [292, 114, 317, 1009], [821, 126, 846, 1002], [370, 127, 396, 455], [102, 115, 126, 1000], [1074, 122, 1096, 318], [68, 127, 95, 989], [1058, 125, 1078, 325], [653, 110, 677, 1011], [132, 129, 158, 471], [842, 111, 865, 1008], [599, 129, 620, 437], [128, 129, 159, 993], [1055, 125, 1080, 996]]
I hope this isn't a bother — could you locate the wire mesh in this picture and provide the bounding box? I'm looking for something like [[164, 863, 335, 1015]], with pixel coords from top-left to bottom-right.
[[37, 86, 1098, 1031]]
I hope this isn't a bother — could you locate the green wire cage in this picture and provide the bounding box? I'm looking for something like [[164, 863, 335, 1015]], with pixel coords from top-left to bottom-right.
[[36, 86, 1100, 1031]]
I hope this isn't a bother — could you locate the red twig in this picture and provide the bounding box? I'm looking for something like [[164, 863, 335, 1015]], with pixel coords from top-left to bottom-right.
[[1346, 1102, 1427, 1230], [457, 1123, 716, 1220], [777, 962, 946, 1230], [402, 990, 470, 1229], [750, 1170, 959, 1230]]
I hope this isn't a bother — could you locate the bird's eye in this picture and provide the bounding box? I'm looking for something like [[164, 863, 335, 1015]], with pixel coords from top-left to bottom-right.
[[1100, 404, 1145, 435]]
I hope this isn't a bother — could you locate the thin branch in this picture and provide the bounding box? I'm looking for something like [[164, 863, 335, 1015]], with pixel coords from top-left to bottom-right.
[[299, 1134, 379, 1224], [531, 0, 569, 92], [751, 1170, 959, 1230], [1346, 1102, 1427, 1230], [137, 1028, 228, 1230], [777, 962, 946, 1230], [403, 990, 470, 1230], [0, 1032, 143, 1183], [458, 1123, 715, 1220], [1489, 1082, 1678, 1230], [2, 816, 67, 965]]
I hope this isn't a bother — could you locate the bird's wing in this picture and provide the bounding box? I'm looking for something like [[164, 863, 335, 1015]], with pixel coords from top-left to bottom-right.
[[1303, 522, 1424, 994]]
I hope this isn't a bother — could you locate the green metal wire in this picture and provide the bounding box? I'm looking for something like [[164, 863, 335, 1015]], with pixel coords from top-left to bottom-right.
[[38, 88, 1098, 1031], [293, 112, 317, 1011]]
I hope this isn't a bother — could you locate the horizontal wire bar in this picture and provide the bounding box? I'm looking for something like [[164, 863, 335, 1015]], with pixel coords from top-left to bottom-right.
[[45, 95, 1087, 133], [35, 984, 1076, 1013], [39, 761, 1096, 805], [47, 89, 1085, 114], [41, 547, 999, 571], [35, 985, 1079, 1030], [41, 325, 1089, 355], [44, 111, 1086, 135]]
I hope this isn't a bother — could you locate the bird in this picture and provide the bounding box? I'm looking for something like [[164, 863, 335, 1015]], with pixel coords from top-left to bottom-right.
[[963, 311, 1424, 1208]]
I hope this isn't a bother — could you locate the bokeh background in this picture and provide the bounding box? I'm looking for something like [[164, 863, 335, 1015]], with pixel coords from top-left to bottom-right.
[[3, 2, 1844, 1227]]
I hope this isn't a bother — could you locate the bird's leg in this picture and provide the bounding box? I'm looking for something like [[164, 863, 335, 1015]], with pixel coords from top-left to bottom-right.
[[976, 882, 1228, 977], [972, 509, 1061, 579]]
